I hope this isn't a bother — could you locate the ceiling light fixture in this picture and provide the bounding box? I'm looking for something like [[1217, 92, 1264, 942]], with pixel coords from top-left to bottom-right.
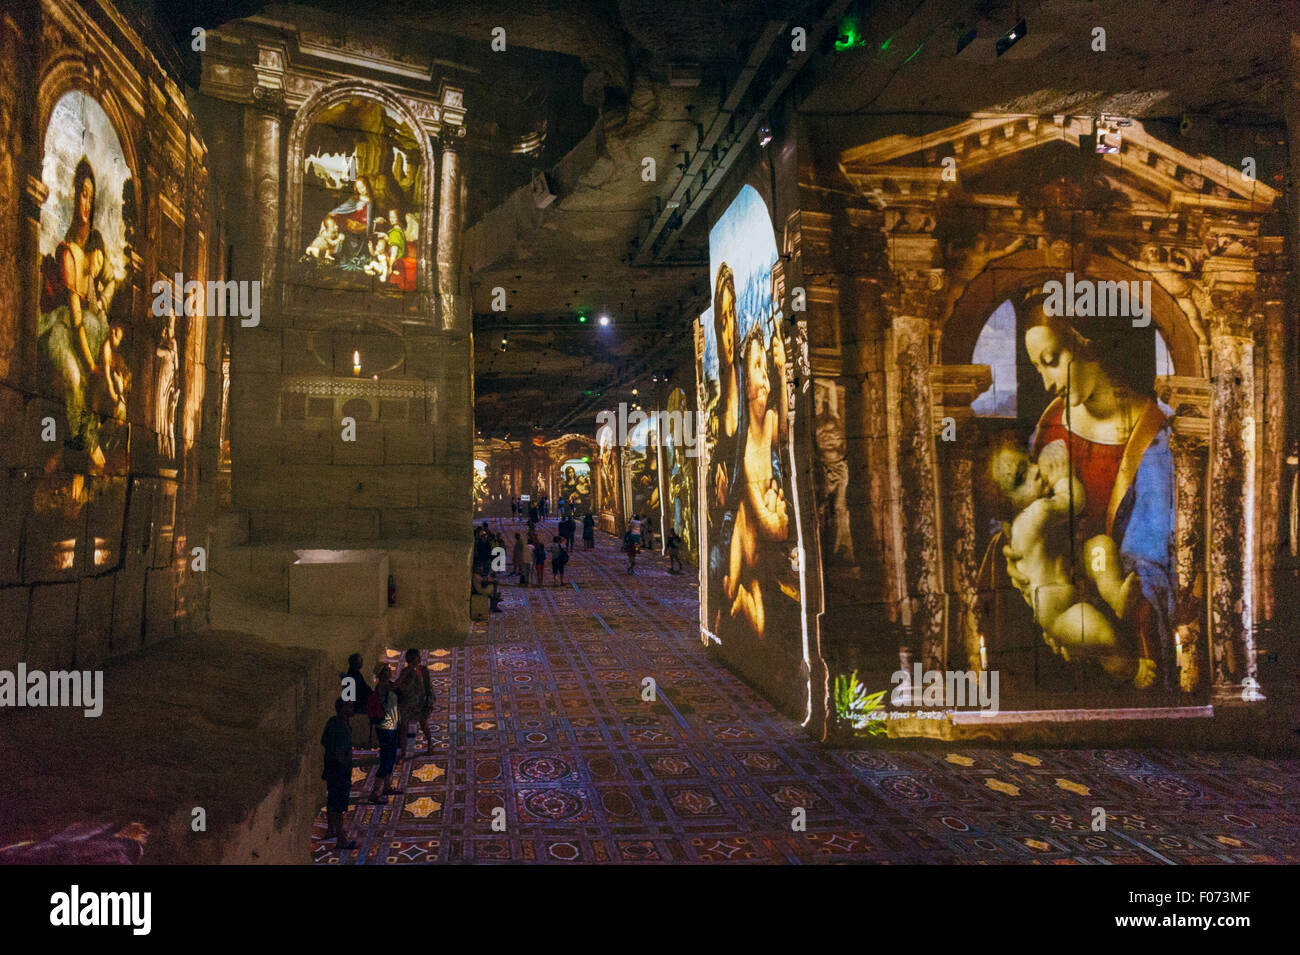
[[598, 314, 610, 326], [996, 19, 1026, 56]]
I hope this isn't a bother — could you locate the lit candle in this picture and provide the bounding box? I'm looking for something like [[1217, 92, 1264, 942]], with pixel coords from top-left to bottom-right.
[[352, 350, 361, 375]]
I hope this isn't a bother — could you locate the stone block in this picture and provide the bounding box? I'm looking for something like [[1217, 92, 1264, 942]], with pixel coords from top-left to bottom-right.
[[111, 567, 145, 653], [26, 582, 78, 670], [332, 422, 383, 466], [289, 549, 389, 617], [279, 425, 333, 466], [312, 508, 381, 541], [0, 471, 29, 585], [232, 325, 283, 376], [0, 586, 30, 670], [145, 566, 178, 645], [384, 426, 434, 465], [247, 547, 291, 601], [75, 574, 115, 668]]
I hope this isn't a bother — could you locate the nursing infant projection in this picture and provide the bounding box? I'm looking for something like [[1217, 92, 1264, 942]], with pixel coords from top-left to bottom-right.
[[992, 438, 1140, 680]]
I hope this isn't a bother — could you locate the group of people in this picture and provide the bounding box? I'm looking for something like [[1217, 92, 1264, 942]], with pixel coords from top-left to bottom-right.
[[320, 649, 435, 850], [510, 527, 570, 586], [621, 514, 684, 575], [472, 522, 506, 613], [510, 497, 549, 522]]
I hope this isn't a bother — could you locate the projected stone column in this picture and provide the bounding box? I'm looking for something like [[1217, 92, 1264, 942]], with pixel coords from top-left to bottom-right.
[[1207, 306, 1261, 703], [437, 139, 465, 333], [884, 259, 947, 672], [244, 98, 282, 299], [933, 364, 993, 673]]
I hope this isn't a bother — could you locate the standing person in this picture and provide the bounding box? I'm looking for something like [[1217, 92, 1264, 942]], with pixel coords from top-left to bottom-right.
[[321, 698, 357, 850], [343, 652, 373, 716], [529, 502, 538, 524], [512, 533, 527, 582], [666, 528, 683, 574], [532, 536, 547, 587], [368, 663, 402, 804], [582, 512, 595, 550], [561, 515, 576, 551], [629, 514, 643, 547], [511, 498, 518, 520], [518, 532, 533, 586], [398, 648, 433, 754], [550, 536, 569, 586], [624, 529, 638, 575]]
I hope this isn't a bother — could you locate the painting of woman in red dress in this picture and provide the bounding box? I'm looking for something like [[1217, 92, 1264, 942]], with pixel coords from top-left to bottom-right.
[[998, 291, 1176, 690]]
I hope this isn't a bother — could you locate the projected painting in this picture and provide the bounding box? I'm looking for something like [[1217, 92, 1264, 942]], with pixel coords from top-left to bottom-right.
[[596, 432, 622, 528], [298, 99, 422, 291], [37, 90, 136, 475], [473, 458, 488, 513], [625, 416, 660, 535], [968, 288, 1179, 698], [663, 387, 698, 565], [559, 459, 592, 515], [699, 185, 806, 686]]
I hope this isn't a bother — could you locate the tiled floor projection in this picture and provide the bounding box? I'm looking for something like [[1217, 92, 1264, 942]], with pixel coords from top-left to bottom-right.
[[313, 521, 1300, 864]]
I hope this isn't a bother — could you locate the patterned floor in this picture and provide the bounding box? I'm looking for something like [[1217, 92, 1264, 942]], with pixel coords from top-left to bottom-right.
[[312, 520, 1300, 864]]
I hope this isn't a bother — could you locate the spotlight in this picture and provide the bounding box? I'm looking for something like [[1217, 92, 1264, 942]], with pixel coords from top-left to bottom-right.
[[598, 314, 610, 326], [995, 19, 1026, 56], [578, 314, 588, 323], [632, 388, 639, 396], [500, 335, 508, 352], [758, 124, 773, 148]]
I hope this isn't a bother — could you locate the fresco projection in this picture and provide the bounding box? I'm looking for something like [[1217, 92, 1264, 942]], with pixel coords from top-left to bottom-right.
[[698, 184, 809, 705], [38, 90, 136, 475], [559, 458, 592, 515], [596, 432, 622, 529], [625, 416, 660, 538], [663, 387, 698, 566], [967, 287, 1184, 704], [473, 458, 489, 513], [298, 99, 422, 291]]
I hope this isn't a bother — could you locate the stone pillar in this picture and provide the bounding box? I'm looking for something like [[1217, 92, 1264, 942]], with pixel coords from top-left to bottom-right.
[[436, 140, 465, 333], [1157, 376, 1211, 692], [883, 286, 946, 671], [932, 364, 993, 673], [244, 99, 282, 299], [1206, 312, 1262, 703]]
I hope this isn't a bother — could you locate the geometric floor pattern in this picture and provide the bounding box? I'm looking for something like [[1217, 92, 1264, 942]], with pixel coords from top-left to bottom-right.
[[313, 520, 1300, 864]]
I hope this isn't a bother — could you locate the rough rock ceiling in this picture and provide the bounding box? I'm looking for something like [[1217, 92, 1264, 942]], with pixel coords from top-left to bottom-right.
[[156, 0, 1296, 439]]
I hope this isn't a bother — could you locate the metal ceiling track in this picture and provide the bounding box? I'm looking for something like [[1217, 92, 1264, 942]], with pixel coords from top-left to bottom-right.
[[633, 0, 855, 265]]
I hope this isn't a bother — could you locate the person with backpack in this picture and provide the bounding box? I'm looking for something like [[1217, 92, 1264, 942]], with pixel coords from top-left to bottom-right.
[[367, 663, 402, 804], [550, 536, 569, 586]]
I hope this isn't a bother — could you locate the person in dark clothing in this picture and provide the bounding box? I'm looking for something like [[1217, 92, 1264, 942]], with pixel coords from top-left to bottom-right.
[[369, 663, 403, 804], [532, 537, 547, 586], [321, 697, 357, 849], [582, 512, 595, 549], [343, 652, 373, 715], [473, 529, 492, 575], [529, 503, 538, 524], [666, 528, 683, 573], [560, 515, 576, 550]]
